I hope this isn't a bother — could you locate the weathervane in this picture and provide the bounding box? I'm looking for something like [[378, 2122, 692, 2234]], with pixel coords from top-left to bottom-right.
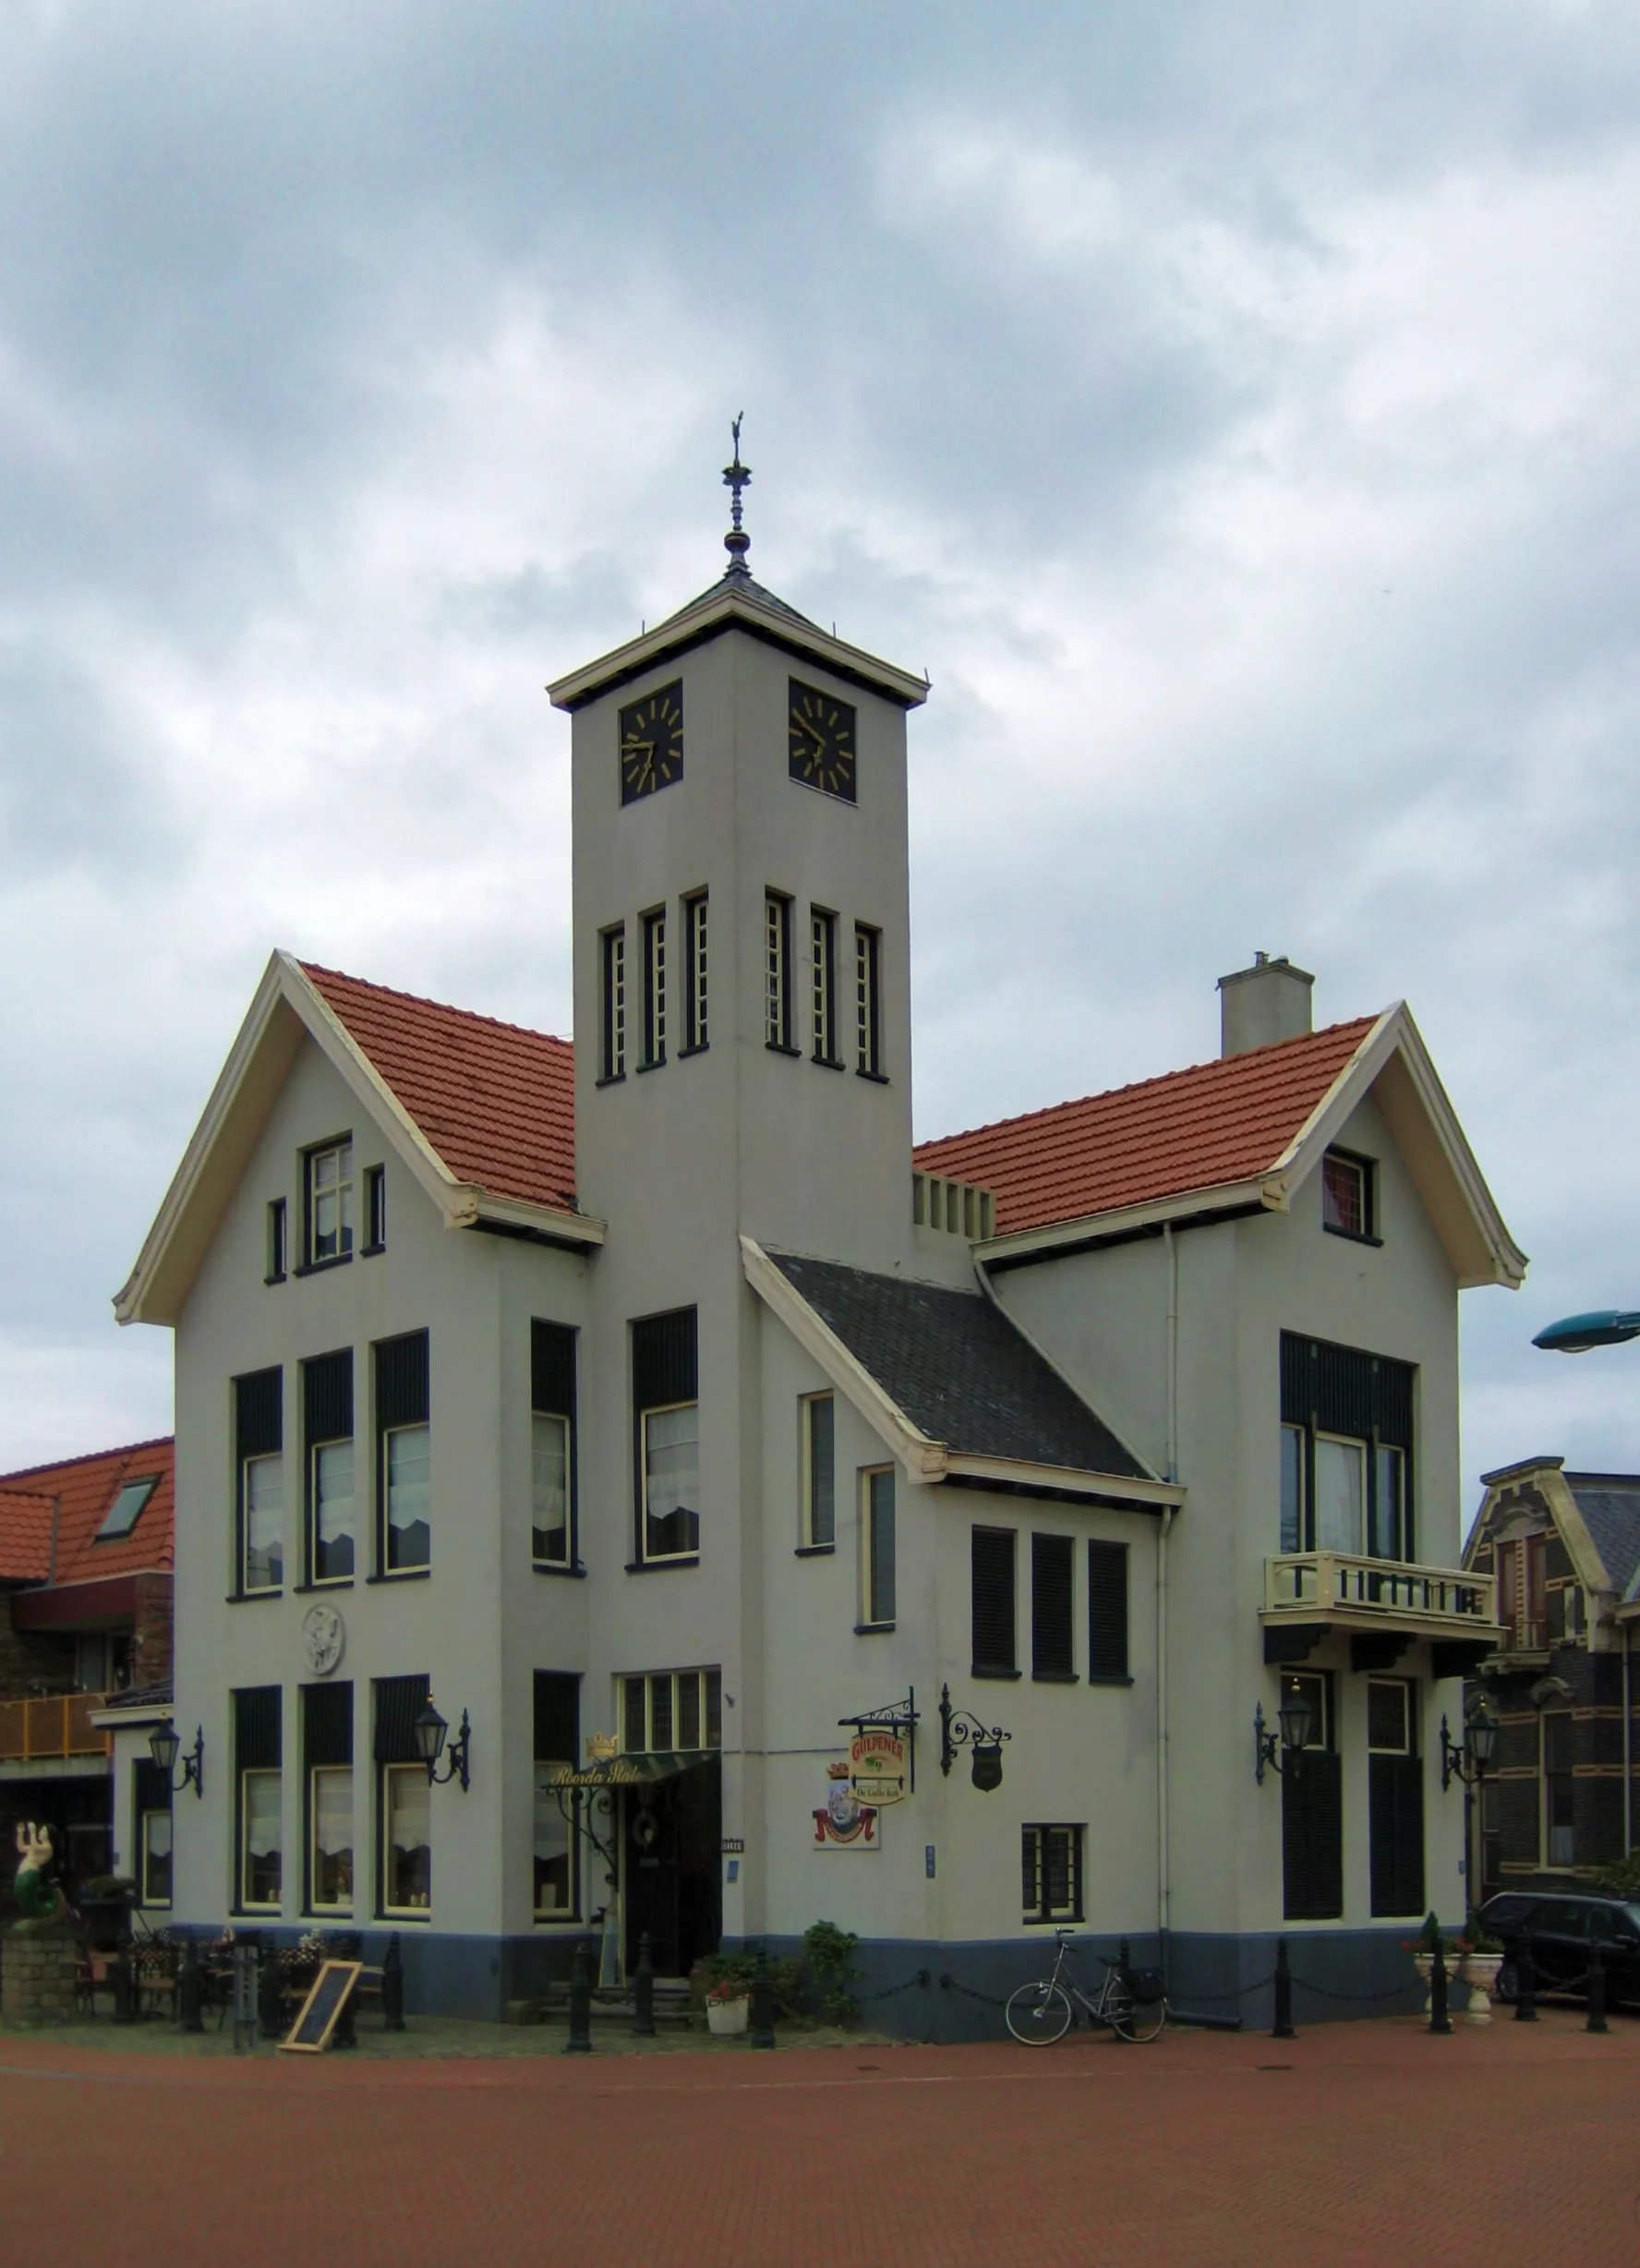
[[722, 413, 752, 575]]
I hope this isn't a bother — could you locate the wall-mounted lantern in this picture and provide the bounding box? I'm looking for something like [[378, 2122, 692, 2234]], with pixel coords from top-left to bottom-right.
[[149, 1721, 204, 1799], [1253, 1686, 1314, 1784], [938, 1683, 1011, 1791], [1440, 1703, 1498, 1791], [415, 1699, 472, 1791]]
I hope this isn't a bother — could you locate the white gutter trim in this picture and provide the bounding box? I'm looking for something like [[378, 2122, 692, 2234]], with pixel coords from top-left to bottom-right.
[[463, 1188, 607, 1248], [941, 1453, 1183, 1509], [740, 1237, 947, 1482], [974, 1178, 1272, 1268]]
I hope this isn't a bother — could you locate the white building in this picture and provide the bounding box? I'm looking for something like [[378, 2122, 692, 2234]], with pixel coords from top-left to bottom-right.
[[113, 482, 1526, 2028]]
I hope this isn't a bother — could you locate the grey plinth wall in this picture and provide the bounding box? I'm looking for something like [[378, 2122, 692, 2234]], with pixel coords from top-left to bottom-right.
[[2, 1919, 78, 2027]]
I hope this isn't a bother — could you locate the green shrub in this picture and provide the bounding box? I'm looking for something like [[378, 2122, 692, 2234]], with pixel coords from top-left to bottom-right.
[[802, 1920, 862, 2027], [1590, 1852, 1640, 1900]]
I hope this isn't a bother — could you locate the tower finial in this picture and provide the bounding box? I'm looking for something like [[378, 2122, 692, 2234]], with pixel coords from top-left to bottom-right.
[[722, 413, 752, 576]]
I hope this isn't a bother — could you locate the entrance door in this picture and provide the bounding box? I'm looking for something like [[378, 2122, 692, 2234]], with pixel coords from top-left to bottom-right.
[[623, 1761, 721, 1977]]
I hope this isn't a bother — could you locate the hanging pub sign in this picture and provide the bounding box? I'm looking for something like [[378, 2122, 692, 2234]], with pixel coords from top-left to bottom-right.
[[814, 1761, 878, 1850], [849, 1729, 909, 1807]]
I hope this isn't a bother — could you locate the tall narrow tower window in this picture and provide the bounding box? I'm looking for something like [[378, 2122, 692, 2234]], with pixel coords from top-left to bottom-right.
[[683, 892, 709, 1052], [642, 908, 667, 1068], [811, 909, 838, 1065], [600, 925, 627, 1081], [765, 891, 793, 1052], [855, 923, 883, 1079]]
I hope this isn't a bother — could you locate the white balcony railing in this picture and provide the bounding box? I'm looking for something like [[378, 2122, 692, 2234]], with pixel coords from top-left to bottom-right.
[[1262, 1552, 1499, 1638]]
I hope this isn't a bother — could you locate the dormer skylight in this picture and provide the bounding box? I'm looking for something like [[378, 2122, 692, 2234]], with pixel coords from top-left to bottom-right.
[[97, 1475, 159, 1540]]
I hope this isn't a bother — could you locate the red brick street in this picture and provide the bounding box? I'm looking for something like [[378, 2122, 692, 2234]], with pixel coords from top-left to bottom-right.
[[3, 2011, 1637, 2268]]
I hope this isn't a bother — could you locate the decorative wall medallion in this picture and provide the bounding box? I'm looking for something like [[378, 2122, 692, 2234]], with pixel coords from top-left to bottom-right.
[[300, 1602, 346, 1677]]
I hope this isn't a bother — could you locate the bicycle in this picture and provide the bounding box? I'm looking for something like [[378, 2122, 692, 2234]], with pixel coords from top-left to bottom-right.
[[1005, 1930, 1169, 2045]]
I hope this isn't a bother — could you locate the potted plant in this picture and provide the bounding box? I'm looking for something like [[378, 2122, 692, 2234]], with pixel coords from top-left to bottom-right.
[[1457, 1920, 1505, 2023], [705, 1979, 750, 2037]]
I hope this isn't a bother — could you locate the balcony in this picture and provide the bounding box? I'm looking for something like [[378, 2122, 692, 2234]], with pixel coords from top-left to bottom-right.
[[0, 1692, 112, 1767], [1261, 1554, 1501, 1672]]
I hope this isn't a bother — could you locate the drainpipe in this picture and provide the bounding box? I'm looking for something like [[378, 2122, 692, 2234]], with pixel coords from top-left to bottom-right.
[[1158, 1224, 1179, 1949], [1626, 1623, 1634, 1857]]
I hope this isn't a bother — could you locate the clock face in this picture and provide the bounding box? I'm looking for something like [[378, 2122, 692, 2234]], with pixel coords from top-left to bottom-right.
[[789, 680, 857, 803], [620, 682, 684, 803]]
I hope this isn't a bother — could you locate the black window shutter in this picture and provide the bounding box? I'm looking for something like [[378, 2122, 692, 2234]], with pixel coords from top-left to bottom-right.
[[1369, 1754, 1425, 1917], [373, 1672, 430, 1764], [304, 1349, 354, 1445], [532, 1321, 578, 1418], [134, 1758, 171, 1814], [534, 1671, 581, 1764], [1031, 1535, 1075, 1677], [632, 1309, 697, 1411], [971, 1528, 1017, 1675], [1279, 1332, 1414, 1447], [234, 1685, 283, 1771], [303, 1681, 354, 1768], [375, 1331, 429, 1431], [235, 1369, 283, 1460], [1087, 1541, 1129, 1680], [1282, 1751, 1344, 1919]]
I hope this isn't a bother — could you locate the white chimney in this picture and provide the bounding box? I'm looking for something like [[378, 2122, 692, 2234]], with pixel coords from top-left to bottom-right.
[[1218, 952, 1314, 1058]]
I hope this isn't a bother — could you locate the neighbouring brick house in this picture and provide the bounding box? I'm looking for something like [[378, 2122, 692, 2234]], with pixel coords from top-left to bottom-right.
[[1464, 1458, 1640, 1898], [0, 1439, 175, 1899]]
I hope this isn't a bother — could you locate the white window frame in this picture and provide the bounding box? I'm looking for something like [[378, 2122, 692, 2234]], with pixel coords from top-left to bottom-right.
[[1366, 1678, 1414, 1755], [532, 1765, 581, 1921], [811, 907, 838, 1063], [601, 923, 627, 1080], [683, 890, 708, 1051], [1021, 1824, 1084, 1924], [242, 1451, 284, 1594], [310, 1436, 356, 1586], [1312, 1430, 1366, 1556], [855, 923, 882, 1076], [309, 1764, 355, 1914], [860, 1465, 896, 1629], [307, 1140, 354, 1265], [642, 906, 667, 1067], [382, 1420, 431, 1573], [1320, 1148, 1373, 1238], [380, 1760, 432, 1918], [239, 1767, 283, 1913], [801, 1393, 836, 1550], [531, 1410, 573, 1569], [139, 1805, 173, 1909], [618, 1668, 722, 1755], [765, 891, 792, 1049], [641, 1400, 701, 1563]]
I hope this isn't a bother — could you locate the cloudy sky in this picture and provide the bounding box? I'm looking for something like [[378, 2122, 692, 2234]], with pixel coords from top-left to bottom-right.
[[2, 1, 1636, 1512]]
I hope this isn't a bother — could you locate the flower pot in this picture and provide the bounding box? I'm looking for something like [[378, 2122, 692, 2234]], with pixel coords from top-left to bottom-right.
[[707, 1996, 749, 2037], [1412, 1951, 1434, 2014], [1459, 1953, 1502, 2025]]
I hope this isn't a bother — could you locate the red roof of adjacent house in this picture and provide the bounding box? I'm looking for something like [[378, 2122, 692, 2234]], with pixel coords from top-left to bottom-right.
[[0, 1438, 175, 1586], [301, 962, 577, 1214], [913, 1018, 1379, 1237]]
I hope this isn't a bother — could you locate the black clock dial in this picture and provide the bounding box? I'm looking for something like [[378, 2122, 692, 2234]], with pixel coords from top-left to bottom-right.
[[788, 680, 857, 803], [620, 682, 684, 803]]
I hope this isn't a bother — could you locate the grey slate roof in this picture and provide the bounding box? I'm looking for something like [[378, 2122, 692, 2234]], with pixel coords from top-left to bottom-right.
[[662, 567, 823, 633], [1566, 1475, 1640, 1599], [769, 1251, 1150, 1483]]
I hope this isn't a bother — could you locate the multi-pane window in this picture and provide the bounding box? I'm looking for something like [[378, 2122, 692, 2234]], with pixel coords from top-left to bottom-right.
[[306, 1139, 354, 1264], [619, 1668, 722, 1755], [971, 1527, 1017, 1676], [855, 923, 882, 1077], [304, 1682, 353, 1914], [534, 1671, 582, 1919], [531, 1321, 577, 1568], [304, 1348, 354, 1585], [683, 892, 709, 1052], [363, 1165, 386, 1253], [1542, 1711, 1576, 1867], [376, 1330, 430, 1574], [811, 908, 838, 1063], [1321, 1149, 1373, 1239], [861, 1466, 896, 1628], [266, 1197, 287, 1284], [134, 1759, 172, 1908], [642, 907, 667, 1067], [1368, 1679, 1423, 1918], [235, 1685, 282, 1912], [1087, 1541, 1130, 1681], [1022, 1825, 1083, 1924], [600, 924, 627, 1080], [765, 890, 793, 1049], [1279, 1334, 1415, 1562], [235, 1367, 283, 1594], [633, 1309, 699, 1564], [802, 1393, 836, 1548], [374, 1674, 431, 1915]]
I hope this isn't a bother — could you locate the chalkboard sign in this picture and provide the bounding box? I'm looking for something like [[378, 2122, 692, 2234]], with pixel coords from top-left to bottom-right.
[[278, 1960, 363, 2054]]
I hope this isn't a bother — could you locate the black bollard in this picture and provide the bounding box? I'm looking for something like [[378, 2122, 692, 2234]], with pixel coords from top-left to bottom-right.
[[178, 1931, 204, 2035], [563, 1936, 593, 2054], [258, 1946, 285, 2042], [632, 1932, 656, 2038], [381, 1933, 406, 2033], [1586, 1940, 1609, 2035], [110, 1948, 135, 2025], [1429, 1933, 1452, 2034], [1513, 1937, 1538, 2023], [1272, 1937, 1296, 2041], [749, 1945, 777, 2051]]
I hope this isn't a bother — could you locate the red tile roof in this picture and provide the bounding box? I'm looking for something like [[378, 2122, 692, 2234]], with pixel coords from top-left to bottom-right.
[[914, 1018, 1379, 1237], [0, 1438, 175, 1586], [301, 963, 577, 1214]]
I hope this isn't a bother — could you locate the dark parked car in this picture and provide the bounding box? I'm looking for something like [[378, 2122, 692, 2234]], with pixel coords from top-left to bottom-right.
[[1475, 1891, 1640, 2007]]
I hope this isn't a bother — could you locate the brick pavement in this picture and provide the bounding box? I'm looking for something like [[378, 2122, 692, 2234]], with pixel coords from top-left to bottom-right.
[[3, 2009, 1637, 2268]]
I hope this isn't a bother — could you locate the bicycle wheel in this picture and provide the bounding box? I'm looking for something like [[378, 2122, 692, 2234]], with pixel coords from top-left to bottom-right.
[[1113, 1992, 1168, 2044], [1006, 1981, 1074, 2045]]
